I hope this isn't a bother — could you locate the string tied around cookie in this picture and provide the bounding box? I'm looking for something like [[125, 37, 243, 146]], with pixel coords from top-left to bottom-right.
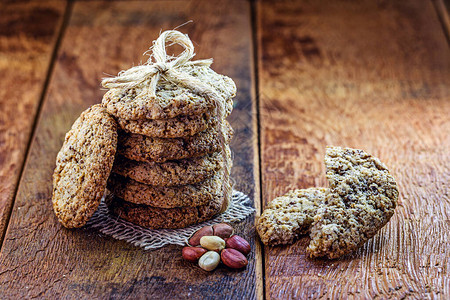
[[102, 30, 213, 98], [102, 30, 232, 213]]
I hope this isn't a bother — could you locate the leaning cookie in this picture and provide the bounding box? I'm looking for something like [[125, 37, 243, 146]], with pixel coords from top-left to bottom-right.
[[116, 111, 217, 138], [105, 182, 229, 229], [256, 188, 327, 246], [112, 146, 230, 186], [52, 105, 117, 228], [102, 66, 235, 120], [307, 147, 399, 259], [117, 120, 233, 163]]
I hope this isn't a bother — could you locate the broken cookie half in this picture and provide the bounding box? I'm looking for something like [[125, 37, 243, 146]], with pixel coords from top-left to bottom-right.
[[256, 188, 326, 246], [256, 146, 399, 259]]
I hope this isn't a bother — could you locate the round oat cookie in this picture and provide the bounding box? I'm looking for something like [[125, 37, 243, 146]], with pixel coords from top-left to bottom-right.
[[107, 169, 229, 208], [52, 104, 118, 228], [102, 65, 236, 120], [256, 188, 327, 246], [117, 120, 233, 163], [112, 145, 230, 186], [307, 147, 399, 259], [105, 180, 230, 229], [117, 111, 217, 138]]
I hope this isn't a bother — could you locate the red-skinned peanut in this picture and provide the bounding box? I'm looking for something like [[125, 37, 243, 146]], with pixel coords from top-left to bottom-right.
[[182, 247, 207, 262], [188, 226, 213, 246], [225, 235, 251, 255], [221, 248, 248, 269], [212, 223, 233, 239]]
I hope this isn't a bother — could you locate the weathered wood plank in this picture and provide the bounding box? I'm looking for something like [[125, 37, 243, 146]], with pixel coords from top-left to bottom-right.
[[432, 0, 450, 41], [0, 0, 66, 244], [257, 0, 449, 299], [0, 1, 259, 298]]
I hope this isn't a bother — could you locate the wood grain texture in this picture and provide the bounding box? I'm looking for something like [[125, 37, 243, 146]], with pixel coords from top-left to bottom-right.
[[432, 0, 450, 41], [257, 0, 449, 299], [0, 0, 66, 244], [0, 1, 258, 298], [444, 0, 450, 14]]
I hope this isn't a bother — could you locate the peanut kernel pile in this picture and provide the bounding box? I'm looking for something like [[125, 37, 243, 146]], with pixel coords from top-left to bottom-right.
[[182, 223, 251, 271]]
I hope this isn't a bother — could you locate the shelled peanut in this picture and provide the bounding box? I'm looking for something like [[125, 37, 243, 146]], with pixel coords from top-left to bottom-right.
[[182, 223, 251, 271]]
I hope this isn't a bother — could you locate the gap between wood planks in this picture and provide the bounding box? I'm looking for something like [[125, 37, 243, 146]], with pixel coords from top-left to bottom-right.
[[0, 1, 73, 251], [431, 0, 450, 42], [250, 1, 267, 300]]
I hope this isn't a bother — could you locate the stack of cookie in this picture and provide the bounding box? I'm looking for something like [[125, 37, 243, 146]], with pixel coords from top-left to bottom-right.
[[102, 66, 236, 229]]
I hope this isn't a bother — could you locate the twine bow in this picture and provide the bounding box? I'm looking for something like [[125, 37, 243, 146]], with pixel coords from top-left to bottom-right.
[[102, 30, 213, 97], [102, 30, 232, 212]]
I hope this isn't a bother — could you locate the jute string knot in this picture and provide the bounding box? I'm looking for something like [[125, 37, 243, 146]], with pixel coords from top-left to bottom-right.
[[102, 30, 232, 212], [102, 30, 213, 98]]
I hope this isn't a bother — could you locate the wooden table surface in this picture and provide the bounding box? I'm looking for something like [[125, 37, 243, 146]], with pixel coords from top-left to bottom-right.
[[0, 0, 449, 299]]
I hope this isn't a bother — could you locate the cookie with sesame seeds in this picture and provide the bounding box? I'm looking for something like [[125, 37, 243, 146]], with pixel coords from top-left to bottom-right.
[[102, 66, 235, 120], [117, 120, 233, 163], [116, 110, 217, 138], [105, 178, 230, 229], [52, 104, 117, 228], [256, 188, 327, 246], [112, 146, 230, 186], [307, 147, 399, 259]]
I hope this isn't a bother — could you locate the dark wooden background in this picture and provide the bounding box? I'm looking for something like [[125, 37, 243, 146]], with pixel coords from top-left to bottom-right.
[[0, 0, 448, 299]]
